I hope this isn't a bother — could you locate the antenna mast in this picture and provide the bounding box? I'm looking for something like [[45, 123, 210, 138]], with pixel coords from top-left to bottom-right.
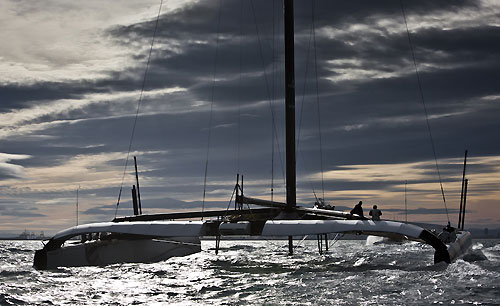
[[405, 180, 408, 223], [76, 185, 80, 226]]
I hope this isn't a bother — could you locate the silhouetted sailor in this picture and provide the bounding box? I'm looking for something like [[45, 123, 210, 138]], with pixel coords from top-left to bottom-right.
[[350, 201, 364, 217], [439, 222, 457, 243], [369, 205, 382, 221]]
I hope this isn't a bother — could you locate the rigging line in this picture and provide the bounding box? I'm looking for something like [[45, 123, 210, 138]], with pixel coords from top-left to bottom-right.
[[400, 0, 449, 223], [271, 111, 275, 202], [250, 0, 286, 188], [114, 0, 164, 218], [276, 2, 286, 198], [311, 0, 325, 202], [223, 184, 238, 219], [237, 0, 244, 175], [274, 0, 286, 199], [296, 8, 313, 167], [202, 0, 223, 220], [328, 233, 344, 249], [271, 0, 276, 203], [270, 0, 283, 201], [295, 235, 309, 249], [298, 148, 320, 204], [296, 0, 321, 203]]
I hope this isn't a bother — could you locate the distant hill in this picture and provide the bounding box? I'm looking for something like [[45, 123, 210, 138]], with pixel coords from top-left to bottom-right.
[[467, 227, 500, 239]]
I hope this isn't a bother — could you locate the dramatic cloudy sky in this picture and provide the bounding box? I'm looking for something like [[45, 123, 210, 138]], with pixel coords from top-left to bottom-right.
[[1, 0, 499, 235]]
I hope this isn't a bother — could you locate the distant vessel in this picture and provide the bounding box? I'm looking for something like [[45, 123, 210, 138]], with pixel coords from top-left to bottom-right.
[[17, 230, 45, 240], [34, 0, 471, 270]]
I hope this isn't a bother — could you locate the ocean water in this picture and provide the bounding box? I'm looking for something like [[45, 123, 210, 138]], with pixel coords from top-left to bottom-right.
[[0, 239, 499, 305]]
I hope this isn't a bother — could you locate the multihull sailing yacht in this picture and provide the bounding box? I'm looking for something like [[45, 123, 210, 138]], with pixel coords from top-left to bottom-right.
[[34, 0, 472, 270]]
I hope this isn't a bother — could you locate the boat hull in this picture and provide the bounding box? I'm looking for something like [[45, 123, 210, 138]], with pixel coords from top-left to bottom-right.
[[35, 237, 200, 269], [446, 231, 472, 262]]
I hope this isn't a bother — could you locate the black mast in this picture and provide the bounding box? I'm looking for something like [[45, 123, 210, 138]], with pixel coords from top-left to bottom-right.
[[458, 150, 468, 230], [134, 156, 142, 214], [284, 0, 296, 211]]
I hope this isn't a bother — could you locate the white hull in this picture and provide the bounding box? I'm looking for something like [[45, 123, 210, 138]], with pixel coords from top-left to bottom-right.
[[366, 235, 407, 245], [34, 219, 471, 268], [41, 237, 200, 269], [446, 231, 472, 262]]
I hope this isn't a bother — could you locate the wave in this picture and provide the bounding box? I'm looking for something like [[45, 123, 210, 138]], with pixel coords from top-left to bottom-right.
[[0, 293, 28, 306], [0, 270, 32, 278], [463, 250, 488, 262], [5, 247, 33, 253]]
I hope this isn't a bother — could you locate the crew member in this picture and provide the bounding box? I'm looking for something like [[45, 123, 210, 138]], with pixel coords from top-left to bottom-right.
[[350, 201, 364, 218], [369, 205, 382, 221]]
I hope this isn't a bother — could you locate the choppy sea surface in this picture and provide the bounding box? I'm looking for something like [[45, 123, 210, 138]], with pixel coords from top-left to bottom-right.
[[0, 239, 499, 305]]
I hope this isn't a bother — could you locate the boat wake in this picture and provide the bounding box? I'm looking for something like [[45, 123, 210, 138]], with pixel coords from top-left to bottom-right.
[[462, 249, 488, 262]]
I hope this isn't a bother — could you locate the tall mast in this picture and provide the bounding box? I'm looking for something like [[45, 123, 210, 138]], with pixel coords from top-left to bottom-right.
[[284, 0, 296, 211], [458, 150, 468, 229]]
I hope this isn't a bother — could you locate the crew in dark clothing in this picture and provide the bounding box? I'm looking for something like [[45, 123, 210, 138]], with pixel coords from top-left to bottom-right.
[[439, 222, 457, 243], [369, 205, 382, 221], [350, 201, 364, 217]]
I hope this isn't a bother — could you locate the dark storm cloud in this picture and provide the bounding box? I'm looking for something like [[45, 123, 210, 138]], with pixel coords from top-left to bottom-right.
[[293, 0, 480, 26], [5, 4, 496, 179], [3, 0, 493, 119], [411, 26, 500, 62], [0, 167, 24, 180], [82, 198, 226, 216], [0, 82, 95, 111], [102, 0, 499, 126], [383, 207, 460, 215], [0, 204, 46, 218], [112, 0, 480, 43], [2, 0, 488, 108]]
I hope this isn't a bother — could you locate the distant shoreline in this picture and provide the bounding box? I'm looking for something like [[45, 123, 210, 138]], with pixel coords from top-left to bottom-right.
[[0, 238, 46, 241]]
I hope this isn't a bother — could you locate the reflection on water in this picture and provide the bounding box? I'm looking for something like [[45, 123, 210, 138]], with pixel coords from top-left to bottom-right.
[[1, 239, 499, 305]]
